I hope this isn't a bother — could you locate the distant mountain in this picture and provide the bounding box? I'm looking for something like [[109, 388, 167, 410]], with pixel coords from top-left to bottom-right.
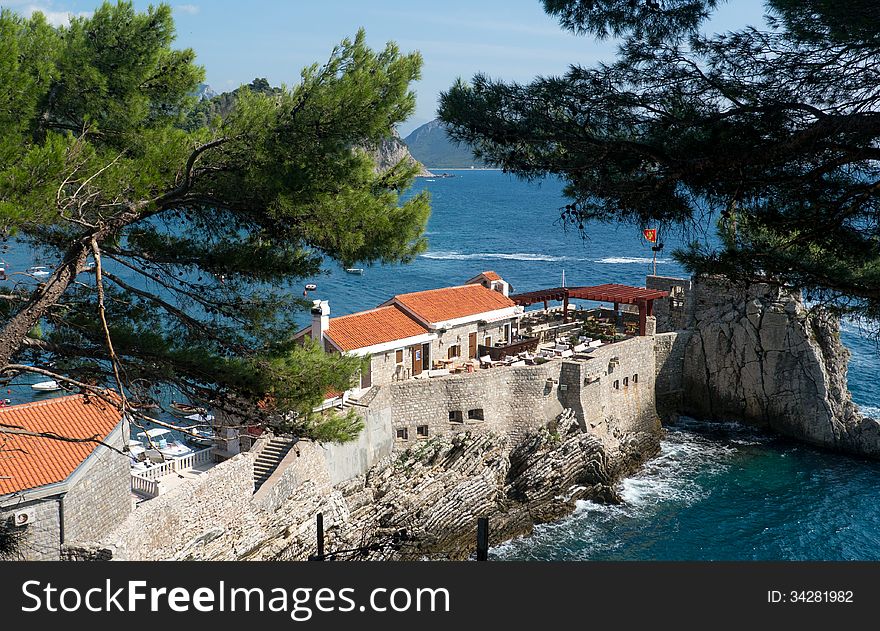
[[194, 83, 217, 101], [367, 130, 433, 177], [403, 119, 485, 168]]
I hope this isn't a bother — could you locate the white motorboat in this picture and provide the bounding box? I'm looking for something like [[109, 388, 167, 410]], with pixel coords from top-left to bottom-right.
[[127, 439, 147, 464], [27, 266, 51, 278], [31, 380, 62, 392], [183, 413, 215, 448], [344, 268, 364, 275], [136, 428, 194, 460]]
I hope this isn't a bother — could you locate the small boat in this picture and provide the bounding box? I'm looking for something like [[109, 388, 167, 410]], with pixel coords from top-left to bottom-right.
[[169, 401, 207, 417], [183, 426, 214, 448], [344, 268, 364, 275], [129, 399, 160, 411], [31, 380, 62, 392], [136, 428, 194, 460], [127, 439, 147, 463], [305, 283, 317, 291], [26, 266, 51, 278]]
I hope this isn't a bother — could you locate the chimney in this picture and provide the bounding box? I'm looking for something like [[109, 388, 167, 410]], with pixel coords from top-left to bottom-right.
[[491, 280, 510, 297], [311, 300, 330, 347]]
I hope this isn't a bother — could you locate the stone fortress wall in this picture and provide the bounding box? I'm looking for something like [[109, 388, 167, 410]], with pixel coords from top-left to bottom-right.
[[74, 329, 665, 560], [67, 273, 877, 561]]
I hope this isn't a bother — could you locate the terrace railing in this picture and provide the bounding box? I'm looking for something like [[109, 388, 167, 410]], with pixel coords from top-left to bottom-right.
[[130, 447, 214, 498]]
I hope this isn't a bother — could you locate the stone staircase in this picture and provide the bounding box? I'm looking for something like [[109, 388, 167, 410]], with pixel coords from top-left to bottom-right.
[[341, 385, 380, 410], [253, 437, 297, 493]]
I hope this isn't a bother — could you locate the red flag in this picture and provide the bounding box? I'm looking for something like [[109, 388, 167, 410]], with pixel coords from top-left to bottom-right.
[[643, 228, 657, 243]]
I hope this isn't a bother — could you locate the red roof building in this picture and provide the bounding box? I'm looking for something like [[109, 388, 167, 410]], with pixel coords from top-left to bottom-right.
[[0, 395, 122, 495]]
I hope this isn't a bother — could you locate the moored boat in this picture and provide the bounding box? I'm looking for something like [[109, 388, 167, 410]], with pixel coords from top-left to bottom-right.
[[31, 380, 62, 392], [26, 266, 51, 278], [169, 401, 207, 417], [344, 268, 364, 275], [136, 428, 194, 460]]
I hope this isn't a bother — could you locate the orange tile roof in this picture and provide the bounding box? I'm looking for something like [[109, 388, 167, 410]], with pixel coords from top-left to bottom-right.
[[325, 305, 429, 352], [479, 271, 502, 281], [392, 283, 516, 324], [0, 395, 122, 495]]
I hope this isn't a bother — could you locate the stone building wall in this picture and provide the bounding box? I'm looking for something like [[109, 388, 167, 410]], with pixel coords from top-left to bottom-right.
[[61, 431, 131, 545], [386, 335, 660, 448], [647, 275, 694, 333], [97, 451, 256, 561], [653, 331, 691, 421], [0, 425, 130, 561], [387, 360, 563, 445], [0, 496, 62, 561], [321, 387, 394, 485]]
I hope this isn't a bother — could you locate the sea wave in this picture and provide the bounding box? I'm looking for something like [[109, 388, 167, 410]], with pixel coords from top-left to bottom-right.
[[858, 405, 880, 419], [420, 251, 567, 262], [595, 256, 672, 265], [491, 421, 740, 559]]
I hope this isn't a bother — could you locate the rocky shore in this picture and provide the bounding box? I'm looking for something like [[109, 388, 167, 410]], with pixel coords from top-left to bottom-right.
[[235, 409, 659, 561]]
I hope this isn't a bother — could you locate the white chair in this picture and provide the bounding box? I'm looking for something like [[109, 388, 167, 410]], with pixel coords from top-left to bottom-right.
[[479, 355, 496, 368], [573, 343, 588, 353], [560, 349, 573, 358], [589, 339, 603, 348]]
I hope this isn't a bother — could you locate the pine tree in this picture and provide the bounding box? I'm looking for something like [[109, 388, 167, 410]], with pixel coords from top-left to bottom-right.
[[439, 0, 880, 323], [0, 2, 429, 441]]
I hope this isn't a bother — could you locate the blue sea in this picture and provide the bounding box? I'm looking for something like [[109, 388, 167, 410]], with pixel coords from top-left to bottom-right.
[[4, 170, 879, 559]]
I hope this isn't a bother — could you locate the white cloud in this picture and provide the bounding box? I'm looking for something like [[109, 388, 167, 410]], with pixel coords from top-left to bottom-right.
[[18, 4, 90, 27], [175, 4, 199, 15]]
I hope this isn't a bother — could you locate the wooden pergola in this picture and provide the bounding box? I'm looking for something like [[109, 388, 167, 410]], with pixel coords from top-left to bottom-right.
[[510, 283, 670, 336]]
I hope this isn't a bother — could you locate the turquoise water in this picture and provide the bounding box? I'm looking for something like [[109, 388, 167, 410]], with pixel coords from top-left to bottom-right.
[[4, 170, 879, 559]]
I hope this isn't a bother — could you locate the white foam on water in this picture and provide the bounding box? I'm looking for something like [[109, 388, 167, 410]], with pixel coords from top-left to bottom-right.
[[858, 405, 880, 419], [491, 419, 750, 559], [595, 256, 672, 265], [420, 251, 566, 262]]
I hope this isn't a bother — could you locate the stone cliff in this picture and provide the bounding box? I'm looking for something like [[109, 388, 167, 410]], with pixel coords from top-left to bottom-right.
[[366, 130, 433, 177], [678, 278, 880, 457]]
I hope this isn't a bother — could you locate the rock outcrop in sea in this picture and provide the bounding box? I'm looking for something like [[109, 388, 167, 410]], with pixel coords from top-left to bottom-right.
[[668, 277, 880, 457], [366, 130, 433, 177]]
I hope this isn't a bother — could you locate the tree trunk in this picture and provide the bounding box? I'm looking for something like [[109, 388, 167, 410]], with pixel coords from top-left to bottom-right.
[[0, 249, 88, 369]]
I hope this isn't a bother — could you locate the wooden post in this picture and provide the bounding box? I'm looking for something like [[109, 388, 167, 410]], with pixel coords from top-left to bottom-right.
[[638, 300, 647, 336], [316, 512, 324, 558], [476, 517, 489, 561], [562, 294, 569, 323], [309, 512, 325, 561]]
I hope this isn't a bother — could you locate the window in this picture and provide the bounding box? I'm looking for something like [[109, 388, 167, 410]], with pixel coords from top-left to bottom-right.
[[613, 380, 620, 390], [623, 377, 629, 387], [608, 362, 614, 374], [417, 425, 429, 438], [396, 427, 408, 440], [395, 349, 403, 364], [467, 409, 484, 421], [447, 345, 460, 359], [449, 410, 463, 423], [484, 336, 492, 347], [633, 373, 639, 384]]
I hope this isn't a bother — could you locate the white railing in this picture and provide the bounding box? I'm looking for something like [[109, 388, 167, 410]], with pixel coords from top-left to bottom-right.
[[130, 448, 214, 497], [130, 474, 159, 498]]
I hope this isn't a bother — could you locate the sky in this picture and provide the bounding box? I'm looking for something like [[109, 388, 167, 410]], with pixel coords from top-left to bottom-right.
[[2, 0, 768, 136]]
